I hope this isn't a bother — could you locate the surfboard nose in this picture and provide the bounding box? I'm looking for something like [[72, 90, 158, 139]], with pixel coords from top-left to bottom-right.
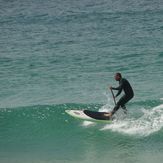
[[65, 110, 81, 116], [65, 110, 70, 114]]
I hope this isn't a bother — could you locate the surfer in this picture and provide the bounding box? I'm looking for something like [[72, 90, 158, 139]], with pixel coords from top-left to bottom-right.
[[106, 73, 134, 117]]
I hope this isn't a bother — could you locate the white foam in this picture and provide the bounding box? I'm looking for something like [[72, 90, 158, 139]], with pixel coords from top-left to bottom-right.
[[101, 104, 163, 137], [82, 121, 95, 127], [99, 94, 114, 112], [99, 103, 112, 112]]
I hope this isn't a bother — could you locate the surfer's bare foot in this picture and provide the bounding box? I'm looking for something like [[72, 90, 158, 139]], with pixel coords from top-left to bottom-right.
[[104, 113, 112, 117]]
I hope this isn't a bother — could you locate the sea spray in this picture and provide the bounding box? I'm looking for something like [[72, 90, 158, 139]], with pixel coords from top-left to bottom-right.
[[101, 104, 163, 136]]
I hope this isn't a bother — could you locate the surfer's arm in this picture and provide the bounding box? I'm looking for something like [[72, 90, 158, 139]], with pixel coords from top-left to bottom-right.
[[115, 88, 122, 97], [112, 83, 123, 97], [112, 86, 120, 90]]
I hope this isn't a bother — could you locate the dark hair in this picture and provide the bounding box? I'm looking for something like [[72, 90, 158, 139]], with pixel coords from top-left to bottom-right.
[[116, 72, 122, 78]]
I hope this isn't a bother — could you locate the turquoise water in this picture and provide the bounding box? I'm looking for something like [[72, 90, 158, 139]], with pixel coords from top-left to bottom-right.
[[0, 0, 163, 162]]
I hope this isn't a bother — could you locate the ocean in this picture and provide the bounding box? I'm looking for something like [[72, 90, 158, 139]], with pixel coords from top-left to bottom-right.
[[0, 0, 163, 162]]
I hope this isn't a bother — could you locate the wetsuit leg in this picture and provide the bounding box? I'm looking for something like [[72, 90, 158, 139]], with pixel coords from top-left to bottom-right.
[[122, 105, 127, 114], [111, 95, 132, 115], [111, 104, 120, 115], [120, 96, 129, 114]]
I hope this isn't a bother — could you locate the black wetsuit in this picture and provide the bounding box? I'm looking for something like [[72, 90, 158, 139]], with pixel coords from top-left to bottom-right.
[[111, 78, 134, 115]]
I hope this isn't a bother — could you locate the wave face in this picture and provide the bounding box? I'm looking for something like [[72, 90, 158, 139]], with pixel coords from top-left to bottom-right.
[[1, 100, 163, 163]]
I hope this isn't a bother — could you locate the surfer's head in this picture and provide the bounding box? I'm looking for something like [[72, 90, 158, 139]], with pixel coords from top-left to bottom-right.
[[114, 72, 122, 81]]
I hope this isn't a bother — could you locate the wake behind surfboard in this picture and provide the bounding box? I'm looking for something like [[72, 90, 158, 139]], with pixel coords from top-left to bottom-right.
[[65, 110, 112, 123]]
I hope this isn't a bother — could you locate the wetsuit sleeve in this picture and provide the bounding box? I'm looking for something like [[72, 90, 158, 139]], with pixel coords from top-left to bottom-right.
[[112, 82, 123, 97]]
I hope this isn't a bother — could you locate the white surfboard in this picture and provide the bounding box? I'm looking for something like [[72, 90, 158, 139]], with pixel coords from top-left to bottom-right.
[[65, 110, 112, 123]]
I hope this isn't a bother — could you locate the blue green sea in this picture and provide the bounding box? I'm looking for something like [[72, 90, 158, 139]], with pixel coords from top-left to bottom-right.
[[0, 0, 163, 163]]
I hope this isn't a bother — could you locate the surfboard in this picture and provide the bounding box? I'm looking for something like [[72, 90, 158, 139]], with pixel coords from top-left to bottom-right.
[[65, 110, 112, 123]]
